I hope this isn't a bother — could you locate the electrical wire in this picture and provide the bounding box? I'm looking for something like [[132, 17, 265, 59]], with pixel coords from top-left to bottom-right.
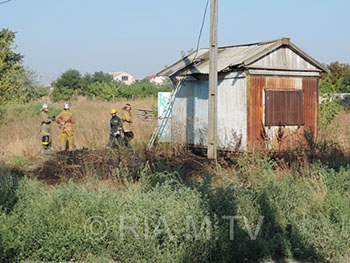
[[0, 0, 12, 5], [192, 0, 210, 62]]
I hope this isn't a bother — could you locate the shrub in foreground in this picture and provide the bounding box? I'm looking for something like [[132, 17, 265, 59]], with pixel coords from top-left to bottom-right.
[[0, 172, 209, 262], [0, 158, 349, 262]]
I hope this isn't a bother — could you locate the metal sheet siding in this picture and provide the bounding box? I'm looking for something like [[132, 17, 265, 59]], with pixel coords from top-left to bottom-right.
[[264, 77, 303, 132], [303, 77, 318, 138], [217, 77, 247, 150], [265, 90, 304, 126], [158, 92, 172, 142], [158, 38, 328, 79], [265, 77, 302, 90], [172, 80, 209, 146], [172, 77, 247, 151], [157, 49, 209, 77], [192, 80, 209, 146], [194, 42, 279, 74], [172, 75, 319, 151], [251, 46, 319, 71], [165, 37, 323, 152], [171, 82, 194, 144], [248, 75, 319, 150], [248, 76, 265, 151]]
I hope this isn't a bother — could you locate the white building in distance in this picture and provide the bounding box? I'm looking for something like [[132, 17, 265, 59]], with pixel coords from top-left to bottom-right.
[[109, 71, 135, 85]]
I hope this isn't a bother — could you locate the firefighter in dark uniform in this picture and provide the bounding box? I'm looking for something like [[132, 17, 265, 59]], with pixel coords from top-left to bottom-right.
[[107, 108, 123, 148]]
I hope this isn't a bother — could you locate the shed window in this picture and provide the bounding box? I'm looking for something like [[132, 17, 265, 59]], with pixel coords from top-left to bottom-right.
[[121, 76, 129, 81], [265, 89, 304, 126]]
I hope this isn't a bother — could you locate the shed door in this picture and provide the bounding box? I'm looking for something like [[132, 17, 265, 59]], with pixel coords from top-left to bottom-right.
[[265, 89, 304, 126]]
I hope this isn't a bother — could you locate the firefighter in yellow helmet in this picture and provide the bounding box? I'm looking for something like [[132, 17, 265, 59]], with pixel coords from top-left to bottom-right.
[[121, 103, 134, 147], [56, 103, 75, 151], [107, 108, 123, 148]]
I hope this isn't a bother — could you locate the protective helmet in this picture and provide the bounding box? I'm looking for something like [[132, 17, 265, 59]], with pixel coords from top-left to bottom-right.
[[110, 108, 117, 115], [122, 103, 131, 109], [41, 103, 49, 110], [63, 103, 70, 109]]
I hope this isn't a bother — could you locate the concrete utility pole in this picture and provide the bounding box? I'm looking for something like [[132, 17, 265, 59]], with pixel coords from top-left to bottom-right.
[[207, 0, 218, 160]]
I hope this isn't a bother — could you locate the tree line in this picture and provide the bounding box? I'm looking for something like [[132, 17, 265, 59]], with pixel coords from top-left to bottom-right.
[[0, 28, 349, 105], [0, 28, 171, 105], [320, 62, 350, 94], [50, 69, 172, 102]]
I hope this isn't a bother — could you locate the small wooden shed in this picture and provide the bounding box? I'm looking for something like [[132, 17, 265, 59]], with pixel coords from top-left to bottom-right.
[[157, 38, 329, 151]]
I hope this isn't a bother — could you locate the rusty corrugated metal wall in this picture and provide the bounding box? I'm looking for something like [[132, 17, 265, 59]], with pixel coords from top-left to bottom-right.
[[248, 76, 264, 151], [303, 77, 319, 140], [265, 90, 304, 126], [248, 75, 319, 151]]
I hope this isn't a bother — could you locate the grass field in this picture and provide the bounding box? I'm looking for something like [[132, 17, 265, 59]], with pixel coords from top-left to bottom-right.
[[0, 96, 158, 165], [0, 97, 349, 263]]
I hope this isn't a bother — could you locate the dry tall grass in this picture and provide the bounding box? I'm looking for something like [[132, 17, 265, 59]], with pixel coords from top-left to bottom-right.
[[0, 97, 158, 164]]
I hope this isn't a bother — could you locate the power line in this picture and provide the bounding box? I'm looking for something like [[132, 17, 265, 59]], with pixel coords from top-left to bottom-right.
[[193, 0, 210, 61], [0, 0, 12, 5]]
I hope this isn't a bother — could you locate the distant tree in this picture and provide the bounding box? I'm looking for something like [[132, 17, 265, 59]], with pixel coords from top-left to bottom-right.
[[319, 74, 336, 95], [86, 78, 172, 101], [80, 71, 114, 95], [51, 69, 81, 102], [323, 62, 350, 91], [0, 28, 24, 103], [338, 70, 350, 93], [91, 71, 114, 83], [0, 28, 42, 104], [20, 68, 43, 101]]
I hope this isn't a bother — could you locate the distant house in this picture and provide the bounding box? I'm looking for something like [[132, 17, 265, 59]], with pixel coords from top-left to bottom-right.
[[145, 74, 167, 85], [109, 71, 135, 85], [157, 37, 329, 151]]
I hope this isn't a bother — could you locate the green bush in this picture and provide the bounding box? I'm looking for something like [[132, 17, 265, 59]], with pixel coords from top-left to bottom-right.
[[319, 98, 343, 130], [0, 172, 209, 262], [110, 174, 210, 262], [49, 70, 172, 102], [0, 165, 23, 213], [0, 157, 349, 262], [0, 106, 6, 125], [230, 159, 349, 262], [189, 157, 349, 262], [86, 79, 171, 101], [3, 101, 42, 122], [51, 69, 81, 102], [0, 101, 61, 126]]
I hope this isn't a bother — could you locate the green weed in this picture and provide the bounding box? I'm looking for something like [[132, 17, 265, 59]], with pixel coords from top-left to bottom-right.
[[0, 154, 349, 262]]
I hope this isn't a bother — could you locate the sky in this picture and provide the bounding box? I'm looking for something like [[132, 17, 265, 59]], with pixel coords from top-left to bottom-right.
[[1, 0, 349, 84]]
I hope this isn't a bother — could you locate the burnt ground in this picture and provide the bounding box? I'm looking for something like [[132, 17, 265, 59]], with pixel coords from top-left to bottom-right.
[[20, 111, 350, 186], [22, 147, 212, 185], [22, 142, 349, 187]]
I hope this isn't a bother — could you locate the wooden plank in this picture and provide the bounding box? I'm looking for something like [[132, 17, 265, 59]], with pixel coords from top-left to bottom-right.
[[137, 109, 156, 121]]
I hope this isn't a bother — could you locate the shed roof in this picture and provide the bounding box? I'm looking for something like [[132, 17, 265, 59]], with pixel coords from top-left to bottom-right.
[[157, 37, 329, 78]]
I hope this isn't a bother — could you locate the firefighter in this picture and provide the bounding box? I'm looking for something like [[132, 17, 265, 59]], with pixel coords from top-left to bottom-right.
[[121, 103, 134, 148], [107, 108, 123, 148], [56, 103, 75, 151], [40, 103, 55, 149]]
